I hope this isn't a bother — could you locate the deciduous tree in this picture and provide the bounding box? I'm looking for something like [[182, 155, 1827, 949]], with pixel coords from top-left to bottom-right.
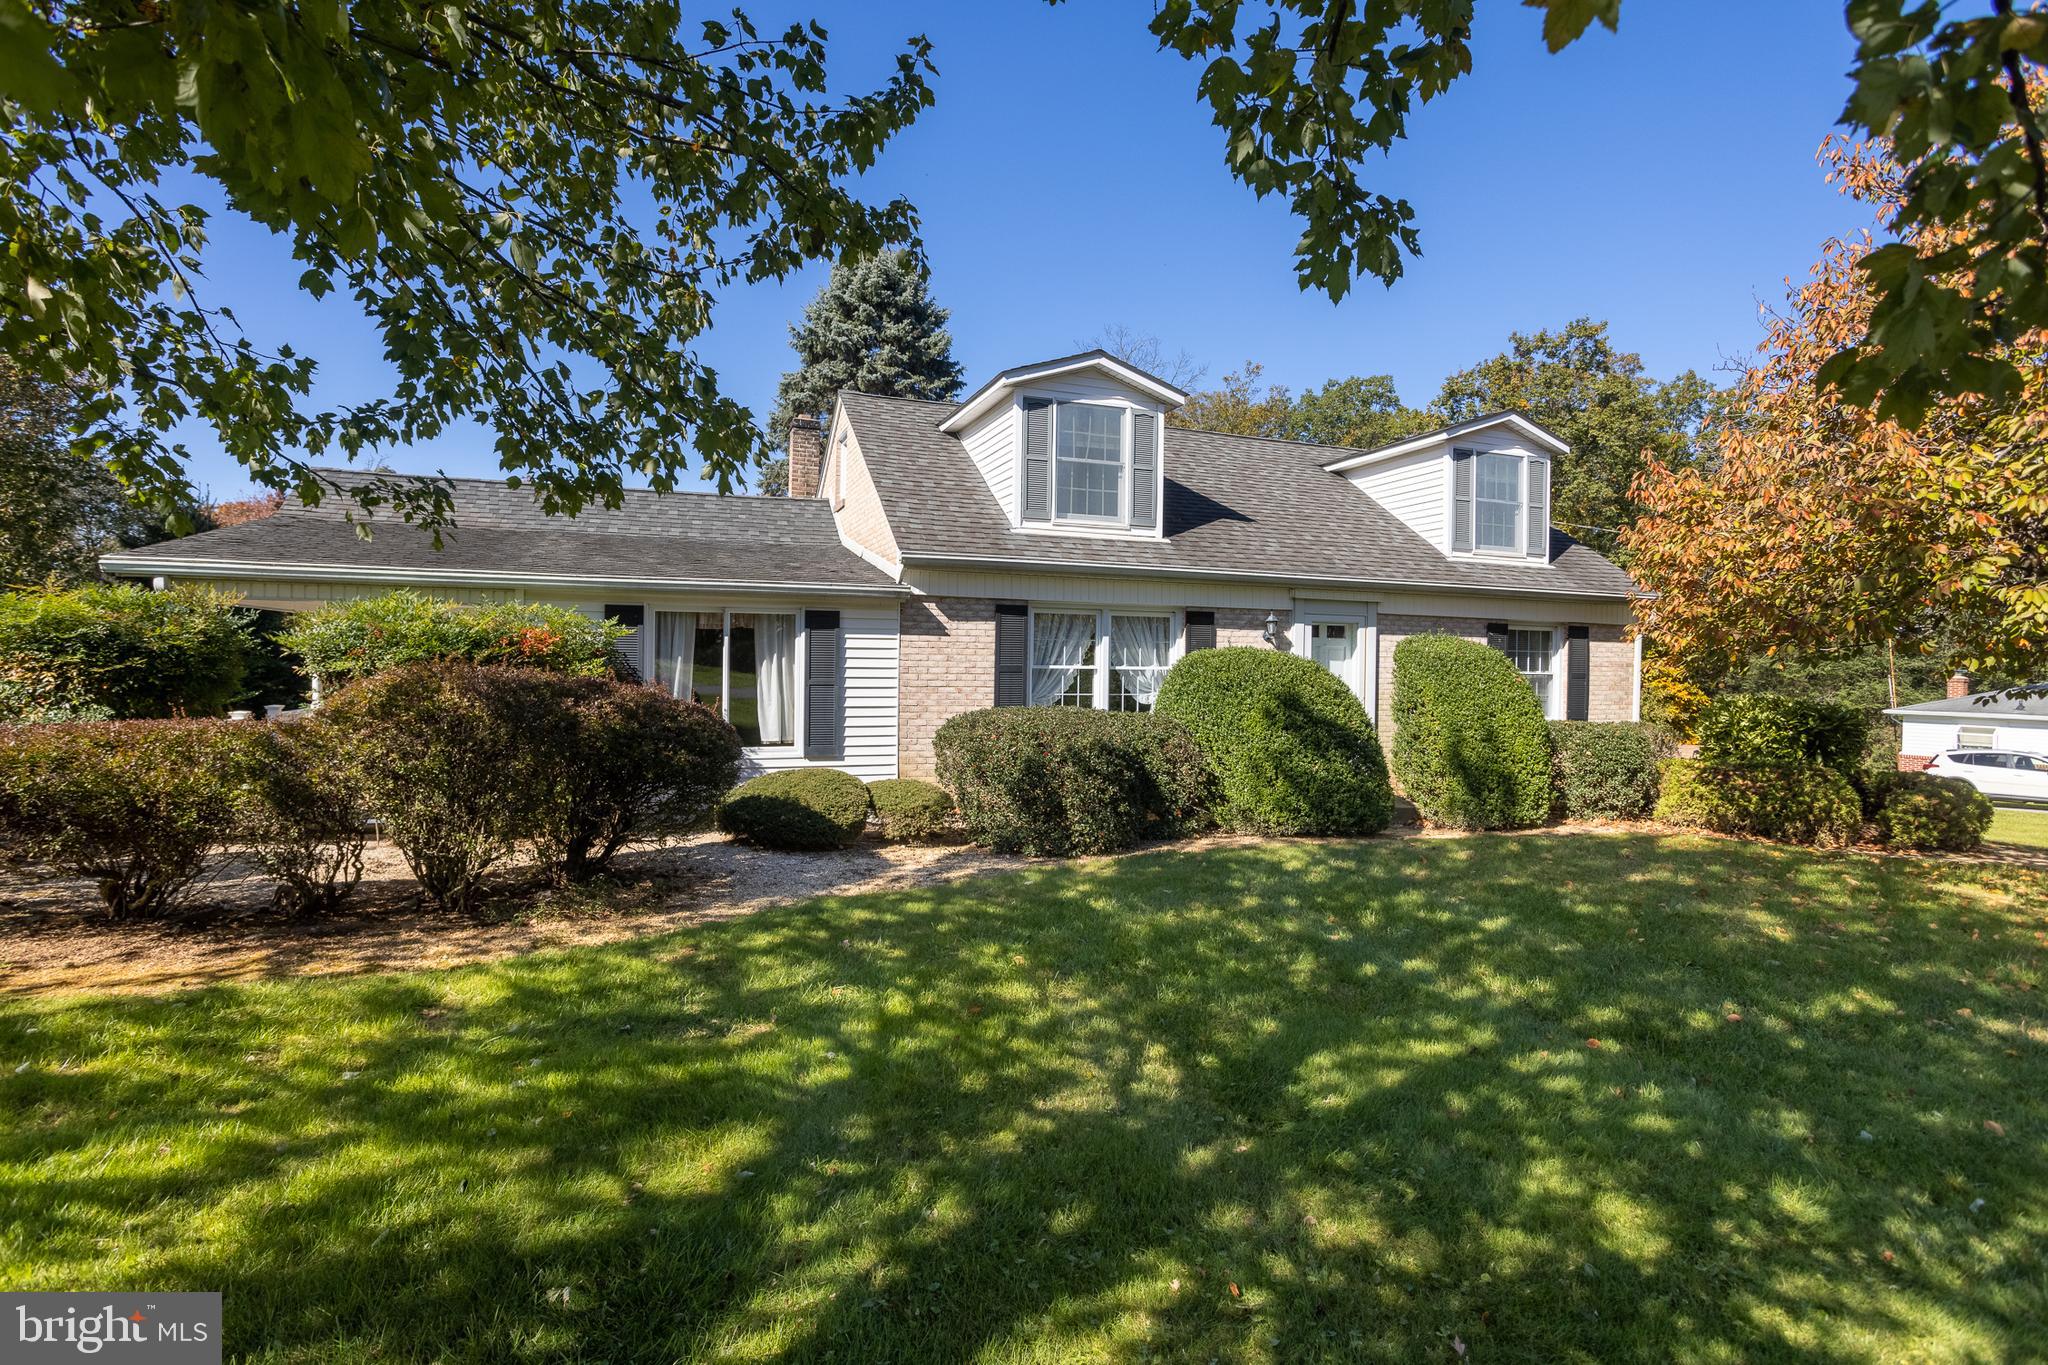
[[2, 2, 936, 529], [1624, 137, 2048, 687]]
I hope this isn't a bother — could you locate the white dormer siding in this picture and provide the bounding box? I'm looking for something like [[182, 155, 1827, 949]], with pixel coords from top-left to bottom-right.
[[940, 352, 1186, 540], [1324, 414, 1565, 561]]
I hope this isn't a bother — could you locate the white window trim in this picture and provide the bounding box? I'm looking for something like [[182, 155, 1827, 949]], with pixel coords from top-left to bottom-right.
[[1027, 605, 1180, 712], [1007, 392, 1168, 539], [1499, 623, 1563, 720], [1958, 725, 1997, 749], [1290, 603, 1377, 716], [605, 601, 809, 754], [1051, 400, 1129, 527], [1443, 446, 1546, 559]]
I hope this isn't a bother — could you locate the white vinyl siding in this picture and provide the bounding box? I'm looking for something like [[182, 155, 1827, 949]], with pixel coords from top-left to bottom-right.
[[1896, 717, 2048, 760], [960, 405, 1018, 525], [738, 606, 900, 781], [1343, 448, 1445, 547]]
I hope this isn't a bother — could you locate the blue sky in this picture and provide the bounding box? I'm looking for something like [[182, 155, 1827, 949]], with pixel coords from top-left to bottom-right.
[[172, 2, 1870, 498]]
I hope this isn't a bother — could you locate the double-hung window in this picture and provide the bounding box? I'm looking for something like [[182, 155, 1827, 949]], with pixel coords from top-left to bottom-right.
[[1504, 627, 1555, 714], [1031, 609, 1173, 711], [1475, 453, 1522, 552], [1055, 404, 1124, 521]]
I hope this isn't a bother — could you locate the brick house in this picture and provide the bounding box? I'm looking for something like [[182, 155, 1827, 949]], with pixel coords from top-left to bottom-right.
[[103, 351, 1643, 780]]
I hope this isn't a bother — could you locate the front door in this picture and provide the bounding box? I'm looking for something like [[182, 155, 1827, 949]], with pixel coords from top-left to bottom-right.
[[1308, 619, 1362, 698]]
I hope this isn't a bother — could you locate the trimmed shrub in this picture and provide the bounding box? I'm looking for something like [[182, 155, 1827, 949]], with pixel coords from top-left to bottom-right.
[[717, 769, 872, 850], [1695, 694, 1866, 773], [0, 583, 253, 720], [230, 718, 370, 914], [535, 683, 742, 881], [932, 708, 1211, 856], [317, 663, 565, 911], [1654, 758, 1862, 847], [1153, 647, 1391, 836], [1863, 770, 1994, 851], [1548, 721, 1669, 822], [0, 719, 238, 918], [1390, 636, 1552, 830], [868, 778, 956, 843], [278, 589, 629, 684]]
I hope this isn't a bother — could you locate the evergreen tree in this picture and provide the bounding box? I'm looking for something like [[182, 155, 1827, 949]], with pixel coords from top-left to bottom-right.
[[768, 250, 965, 439]]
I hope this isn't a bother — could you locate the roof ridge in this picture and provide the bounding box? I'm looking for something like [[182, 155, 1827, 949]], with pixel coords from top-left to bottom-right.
[[300, 466, 801, 504]]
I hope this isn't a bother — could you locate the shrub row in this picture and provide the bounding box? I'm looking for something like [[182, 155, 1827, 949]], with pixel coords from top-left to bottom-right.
[[1654, 759, 1864, 847], [0, 583, 254, 722], [932, 708, 1214, 856], [1549, 720, 1671, 822], [0, 663, 743, 919], [1391, 636, 1552, 830], [278, 590, 630, 684]]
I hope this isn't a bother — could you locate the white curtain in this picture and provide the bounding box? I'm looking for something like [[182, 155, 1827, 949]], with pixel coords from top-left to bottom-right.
[[755, 613, 795, 745], [1031, 611, 1096, 706], [654, 612, 695, 701], [1111, 615, 1172, 708]]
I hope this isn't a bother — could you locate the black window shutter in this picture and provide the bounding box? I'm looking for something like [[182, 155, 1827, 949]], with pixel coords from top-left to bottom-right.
[[1484, 621, 1509, 653], [804, 609, 843, 758], [1565, 625, 1591, 721], [1451, 448, 1475, 553], [1184, 610, 1216, 652], [994, 603, 1029, 706], [603, 603, 646, 682], [1130, 410, 1158, 531], [1021, 401, 1052, 522]]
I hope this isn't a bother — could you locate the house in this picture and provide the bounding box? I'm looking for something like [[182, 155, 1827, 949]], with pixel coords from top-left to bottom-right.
[[100, 350, 1644, 780], [1888, 677, 2048, 768]]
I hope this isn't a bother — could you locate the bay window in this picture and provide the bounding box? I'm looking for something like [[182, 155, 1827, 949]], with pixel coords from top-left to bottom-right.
[[1031, 609, 1174, 711], [1054, 404, 1123, 521], [652, 608, 796, 746]]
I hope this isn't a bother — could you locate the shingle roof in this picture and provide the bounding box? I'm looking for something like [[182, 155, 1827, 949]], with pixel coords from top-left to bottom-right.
[[100, 470, 902, 593], [1886, 686, 2048, 718], [840, 392, 1637, 598]]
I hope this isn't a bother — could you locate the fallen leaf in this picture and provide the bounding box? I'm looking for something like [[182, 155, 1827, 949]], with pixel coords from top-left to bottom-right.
[[1229, 1282, 1241, 1298], [1984, 1119, 2006, 1137], [1452, 1336, 1467, 1357], [1587, 1038, 1602, 1049]]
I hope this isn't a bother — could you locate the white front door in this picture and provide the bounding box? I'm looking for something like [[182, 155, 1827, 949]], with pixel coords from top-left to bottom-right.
[[1307, 618, 1362, 699]]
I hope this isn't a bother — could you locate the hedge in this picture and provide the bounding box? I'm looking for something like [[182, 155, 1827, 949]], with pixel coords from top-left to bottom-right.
[[1654, 758, 1862, 847], [1863, 770, 1994, 852], [278, 590, 629, 684], [1548, 721, 1669, 822], [317, 663, 567, 911], [868, 778, 956, 843], [1153, 647, 1390, 836], [717, 769, 872, 850], [1391, 635, 1553, 830], [534, 681, 741, 881], [0, 583, 252, 720], [931, 708, 1212, 856], [230, 718, 370, 914], [0, 719, 239, 918], [1695, 694, 1866, 773]]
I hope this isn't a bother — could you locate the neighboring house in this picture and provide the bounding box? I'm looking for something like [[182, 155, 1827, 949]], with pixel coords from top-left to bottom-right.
[[101, 350, 1643, 780], [1888, 677, 2048, 769]]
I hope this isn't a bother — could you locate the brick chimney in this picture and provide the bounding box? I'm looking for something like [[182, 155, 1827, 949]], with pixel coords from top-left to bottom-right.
[[1946, 671, 1972, 700], [787, 414, 823, 498]]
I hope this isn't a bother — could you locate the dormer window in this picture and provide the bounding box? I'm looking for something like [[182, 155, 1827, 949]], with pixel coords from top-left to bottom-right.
[[1474, 453, 1522, 552], [1054, 404, 1124, 521]]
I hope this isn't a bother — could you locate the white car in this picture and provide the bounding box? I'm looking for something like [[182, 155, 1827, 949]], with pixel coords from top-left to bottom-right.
[[1925, 749, 2048, 803]]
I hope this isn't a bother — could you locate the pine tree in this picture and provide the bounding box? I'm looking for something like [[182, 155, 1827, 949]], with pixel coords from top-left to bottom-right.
[[768, 250, 964, 437]]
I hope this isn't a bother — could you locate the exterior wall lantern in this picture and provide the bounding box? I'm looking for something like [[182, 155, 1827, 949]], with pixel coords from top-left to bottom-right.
[[1261, 611, 1282, 647]]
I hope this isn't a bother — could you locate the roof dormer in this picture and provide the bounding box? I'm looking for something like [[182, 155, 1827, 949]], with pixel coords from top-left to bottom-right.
[[938, 351, 1188, 540], [1320, 412, 1569, 563]]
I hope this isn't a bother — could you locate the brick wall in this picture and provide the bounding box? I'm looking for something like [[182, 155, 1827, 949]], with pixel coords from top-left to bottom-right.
[[898, 596, 996, 779], [1216, 606, 1294, 651], [1896, 752, 1932, 773]]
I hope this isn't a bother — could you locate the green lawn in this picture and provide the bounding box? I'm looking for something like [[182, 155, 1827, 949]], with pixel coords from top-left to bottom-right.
[[3, 834, 2044, 1362], [1988, 805, 2048, 849]]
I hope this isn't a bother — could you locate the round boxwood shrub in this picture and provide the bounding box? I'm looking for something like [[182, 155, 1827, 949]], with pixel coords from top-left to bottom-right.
[[1153, 647, 1391, 836], [1548, 720, 1669, 822], [1863, 770, 1994, 851], [931, 708, 1206, 856], [0, 719, 240, 918], [717, 769, 872, 850], [1390, 635, 1552, 830], [1695, 694, 1867, 773], [867, 778, 956, 843], [1654, 758, 1862, 847]]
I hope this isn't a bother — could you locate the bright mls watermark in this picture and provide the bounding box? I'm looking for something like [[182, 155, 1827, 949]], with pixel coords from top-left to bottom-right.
[[2, 1293, 219, 1362]]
